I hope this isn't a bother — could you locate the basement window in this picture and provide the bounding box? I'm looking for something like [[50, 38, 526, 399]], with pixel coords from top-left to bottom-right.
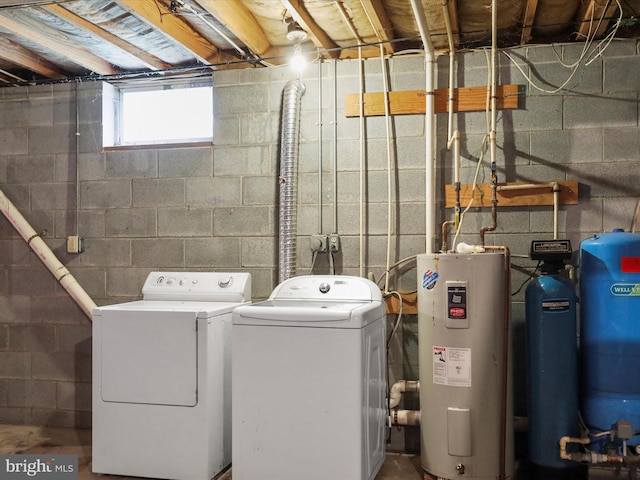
[[103, 80, 213, 147]]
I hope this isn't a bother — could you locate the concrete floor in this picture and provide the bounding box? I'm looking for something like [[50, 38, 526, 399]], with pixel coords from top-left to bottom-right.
[[2, 424, 637, 480], [0, 424, 424, 480]]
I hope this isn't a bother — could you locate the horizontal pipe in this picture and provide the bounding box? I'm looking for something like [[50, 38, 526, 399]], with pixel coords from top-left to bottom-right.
[[390, 409, 421, 427]]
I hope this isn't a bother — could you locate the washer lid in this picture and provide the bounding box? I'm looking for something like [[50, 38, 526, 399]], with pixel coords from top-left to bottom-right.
[[232, 299, 384, 328], [268, 275, 383, 301]]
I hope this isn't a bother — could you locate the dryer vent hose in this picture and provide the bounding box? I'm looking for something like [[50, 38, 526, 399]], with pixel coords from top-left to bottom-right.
[[278, 79, 305, 283]]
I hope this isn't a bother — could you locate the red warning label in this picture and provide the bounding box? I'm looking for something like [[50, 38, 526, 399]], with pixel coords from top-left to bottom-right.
[[622, 257, 640, 273]]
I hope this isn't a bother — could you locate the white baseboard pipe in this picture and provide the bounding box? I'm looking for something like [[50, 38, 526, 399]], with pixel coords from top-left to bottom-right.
[[0, 188, 96, 320]]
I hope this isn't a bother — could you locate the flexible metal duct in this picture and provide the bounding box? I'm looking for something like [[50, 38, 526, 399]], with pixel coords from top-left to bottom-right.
[[278, 78, 305, 283]]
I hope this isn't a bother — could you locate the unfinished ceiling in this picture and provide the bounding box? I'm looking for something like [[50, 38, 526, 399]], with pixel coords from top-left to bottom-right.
[[0, 0, 638, 85]]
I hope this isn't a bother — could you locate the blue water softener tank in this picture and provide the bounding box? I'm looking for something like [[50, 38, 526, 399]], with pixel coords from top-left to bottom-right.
[[526, 240, 584, 480], [580, 229, 640, 443]]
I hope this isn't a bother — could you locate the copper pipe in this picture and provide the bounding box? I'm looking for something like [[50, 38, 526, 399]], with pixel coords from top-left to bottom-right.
[[484, 245, 510, 480], [441, 220, 454, 252], [479, 167, 498, 247]]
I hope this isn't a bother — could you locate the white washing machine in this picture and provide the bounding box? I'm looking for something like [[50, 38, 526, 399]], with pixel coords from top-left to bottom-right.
[[92, 271, 251, 480], [232, 275, 386, 480]]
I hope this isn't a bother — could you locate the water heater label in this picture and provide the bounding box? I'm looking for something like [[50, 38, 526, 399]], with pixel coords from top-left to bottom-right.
[[622, 257, 640, 273], [610, 284, 640, 296], [447, 286, 467, 319], [433, 346, 471, 387]]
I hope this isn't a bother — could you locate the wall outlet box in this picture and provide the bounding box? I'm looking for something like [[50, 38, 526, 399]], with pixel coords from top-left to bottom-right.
[[67, 235, 83, 254]]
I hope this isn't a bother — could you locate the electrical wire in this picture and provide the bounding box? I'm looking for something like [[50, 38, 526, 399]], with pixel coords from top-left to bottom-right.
[[504, 0, 622, 94], [385, 291, 404, 348], [451, 134, 489, 252], [510, 260, 541, 297]]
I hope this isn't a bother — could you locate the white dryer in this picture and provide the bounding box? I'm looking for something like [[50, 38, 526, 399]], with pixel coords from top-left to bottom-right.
[[232, 275, 386, 480], [92, 271, 250, 480]]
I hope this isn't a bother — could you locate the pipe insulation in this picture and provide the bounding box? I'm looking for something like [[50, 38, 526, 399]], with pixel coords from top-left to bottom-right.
[[278, 78, 306, 283], [0, 188, 96, 320]]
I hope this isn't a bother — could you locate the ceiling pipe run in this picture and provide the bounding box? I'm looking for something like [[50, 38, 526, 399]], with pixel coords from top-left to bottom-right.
[[409, 0, 436, 254], [0, 187, 96, 320], [278, 78, 306, 283]]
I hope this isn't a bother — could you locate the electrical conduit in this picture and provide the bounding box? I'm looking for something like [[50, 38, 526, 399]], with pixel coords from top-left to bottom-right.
[[0, 188, 96, 320], [278, 78, 306, 283]]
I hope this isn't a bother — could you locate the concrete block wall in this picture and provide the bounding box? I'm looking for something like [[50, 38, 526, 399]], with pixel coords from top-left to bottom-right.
[[0, 39, 638, 450]]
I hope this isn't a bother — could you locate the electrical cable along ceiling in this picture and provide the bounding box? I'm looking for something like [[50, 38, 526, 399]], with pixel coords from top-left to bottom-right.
[[0, 0, 638, 85]]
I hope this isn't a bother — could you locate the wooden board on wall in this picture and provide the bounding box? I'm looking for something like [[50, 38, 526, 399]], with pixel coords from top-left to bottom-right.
[[445, 180, 579, 208], [345, 84, 520, 117], [384, 290, 418, 315]]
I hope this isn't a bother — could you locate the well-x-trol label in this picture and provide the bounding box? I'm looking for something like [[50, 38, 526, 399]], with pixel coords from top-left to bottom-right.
[[610, 284, 640, 296]]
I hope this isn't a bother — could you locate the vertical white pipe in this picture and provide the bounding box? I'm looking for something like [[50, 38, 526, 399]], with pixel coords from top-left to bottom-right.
[[410, 0, 436, 254], [317, 59, 324, 235], [0, 188, 96, 320], [490, 0, 498, 169], [332, 60, 338, 235]]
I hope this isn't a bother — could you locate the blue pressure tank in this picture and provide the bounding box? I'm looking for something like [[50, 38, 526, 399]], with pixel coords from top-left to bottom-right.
[[526, 246, 582, 479], [580, 229, 640, 443]]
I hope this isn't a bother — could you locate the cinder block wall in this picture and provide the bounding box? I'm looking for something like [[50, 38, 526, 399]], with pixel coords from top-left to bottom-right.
[[0, 40, 638, 450]]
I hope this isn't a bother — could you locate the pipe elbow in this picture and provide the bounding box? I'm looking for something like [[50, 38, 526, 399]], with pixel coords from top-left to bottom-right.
[[388, 380, 420, 409]]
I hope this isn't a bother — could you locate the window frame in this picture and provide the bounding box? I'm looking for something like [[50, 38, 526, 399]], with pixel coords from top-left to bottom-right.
[[104, 77, 214, 149]]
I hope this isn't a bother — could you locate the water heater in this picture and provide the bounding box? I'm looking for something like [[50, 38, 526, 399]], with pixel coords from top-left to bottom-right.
[[417, 252, 514, 480], [580, 229, 640, 444]]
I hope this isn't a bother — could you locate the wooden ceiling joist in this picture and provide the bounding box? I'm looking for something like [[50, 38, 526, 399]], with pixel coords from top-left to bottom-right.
[[281, 0, 340, 59], [0, 37, 68, 79], [44, 4, 171, 71], [521, 0, 539, 44], [0, 13, 117, 75], [577, 0, 618, 39], [116, 0, 229, 65], [359, 0, 395, 55], [197, 0, 271, 57]]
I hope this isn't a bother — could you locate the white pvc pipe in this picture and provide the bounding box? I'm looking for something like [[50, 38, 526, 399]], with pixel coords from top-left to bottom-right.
[[390, 409, 421, 427], [490, 0, 498, 169], [389, 380, 420, 409], [0, 188, 96, 320], [409, 0, 436, 254]]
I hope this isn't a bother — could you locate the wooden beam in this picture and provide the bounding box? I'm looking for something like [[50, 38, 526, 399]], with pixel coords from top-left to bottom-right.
[[116, 0, 229, 65], [44, 4, 171, 70], [444, 181, 579, 208], [521, 0, 539, 44], [385, 290, 418, 315], [577, 0, 617, 39], [0, 36, 68, 79], [197, 0, 271, 56], [281, 0, 340, 59], [344, 84, 520, 117], [0, 12, 117, 75], [359, 0, 395, 55]]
